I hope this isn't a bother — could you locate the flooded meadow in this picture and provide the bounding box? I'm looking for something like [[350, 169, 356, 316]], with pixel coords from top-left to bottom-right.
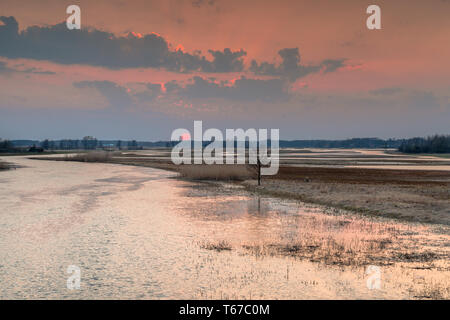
[[0, 156, 448, 299]]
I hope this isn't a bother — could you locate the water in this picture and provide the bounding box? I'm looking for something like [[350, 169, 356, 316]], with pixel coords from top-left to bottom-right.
[[0, 157, 448, 299]]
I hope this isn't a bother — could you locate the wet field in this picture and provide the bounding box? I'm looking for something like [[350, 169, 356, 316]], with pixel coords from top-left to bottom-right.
[[0, 156, 448, 299]]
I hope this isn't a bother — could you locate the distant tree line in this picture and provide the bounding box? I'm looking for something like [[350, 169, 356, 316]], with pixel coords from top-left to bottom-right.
[[0, 137, 142, 151], [0, 139, 14, 151], [3, 136, 449, 153], [398, 135, 450, 154], [144, 138, 404, 149], [3, 137, 403, 151]]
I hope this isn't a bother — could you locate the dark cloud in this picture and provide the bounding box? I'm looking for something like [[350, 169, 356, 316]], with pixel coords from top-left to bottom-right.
[[0, 16, 19, 43], [204, 48, 246, 72], [73, 80, 133, 108], [165, 80, 182, 93], [250, 48, 345, 82], [164, 76, 288, 102], [80, 75, 289, 108], [0, 16, 245, 73], [71, 76, 288, 110], [1, 17, 345, 79]]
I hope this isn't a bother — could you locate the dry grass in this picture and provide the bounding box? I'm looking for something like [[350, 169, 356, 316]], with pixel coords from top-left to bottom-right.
[[64, 151, 114, 162], [241, 217, 394, 266], [195, 209, 449, 267], [232, 211, 448, 267], [199, 240, 232, 252], [412, 279, 450, 299], [272, 166, 450, 186], [195, 212, 449, 299], [178, 164, 254, 181]]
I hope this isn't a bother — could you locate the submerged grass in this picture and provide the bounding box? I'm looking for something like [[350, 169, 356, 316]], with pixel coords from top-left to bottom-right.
[[196, 214, 450, 299], [198, 210, 449, 269]]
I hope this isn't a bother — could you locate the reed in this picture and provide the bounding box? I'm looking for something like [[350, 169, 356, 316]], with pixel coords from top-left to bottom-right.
[[64, 151, 114, 162]]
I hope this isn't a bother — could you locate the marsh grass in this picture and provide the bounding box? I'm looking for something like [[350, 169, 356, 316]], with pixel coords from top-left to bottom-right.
[[200, 240, 232, 252], [196, 214, 449, 299], [178, 164, 254, 181], [412, 279, 450, 299], [195, 209, 448, 268], [235, 213, 448, 267], [64, 151, 116, 162]]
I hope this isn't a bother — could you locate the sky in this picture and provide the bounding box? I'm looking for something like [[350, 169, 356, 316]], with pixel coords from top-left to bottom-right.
[[0, 0, 449, 140]]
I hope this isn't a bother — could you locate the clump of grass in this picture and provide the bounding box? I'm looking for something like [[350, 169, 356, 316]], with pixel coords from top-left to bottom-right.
[[178, 164, 253, 181], [239, 213, 445, 267], [65, 151, 113, 162], [200, 240, 232, 252], [412, 279, 450, 299]]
